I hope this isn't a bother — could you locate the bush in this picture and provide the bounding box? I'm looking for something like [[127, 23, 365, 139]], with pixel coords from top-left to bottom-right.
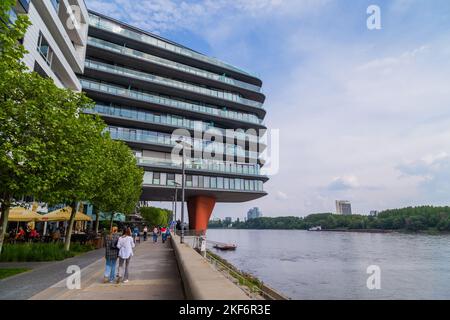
[[0, 243, 95, 262]]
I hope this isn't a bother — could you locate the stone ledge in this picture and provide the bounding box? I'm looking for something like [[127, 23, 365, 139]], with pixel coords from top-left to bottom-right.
[[171, 234, 249, 300]]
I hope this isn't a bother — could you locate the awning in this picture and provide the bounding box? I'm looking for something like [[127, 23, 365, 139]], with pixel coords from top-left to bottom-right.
[[8, 207, 43, 222], [41, 206, 92, 222]]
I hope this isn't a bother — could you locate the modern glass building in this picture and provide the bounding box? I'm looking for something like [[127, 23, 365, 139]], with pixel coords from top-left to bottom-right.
[[78, 11, 268, 231]]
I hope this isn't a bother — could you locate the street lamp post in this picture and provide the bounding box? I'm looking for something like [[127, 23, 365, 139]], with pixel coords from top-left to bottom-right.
[[174, 182, 180, 226], [176, 137, 186, 244]]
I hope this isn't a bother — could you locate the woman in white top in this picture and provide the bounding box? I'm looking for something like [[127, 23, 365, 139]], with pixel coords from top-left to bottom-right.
[[116, 227, 135, 283]]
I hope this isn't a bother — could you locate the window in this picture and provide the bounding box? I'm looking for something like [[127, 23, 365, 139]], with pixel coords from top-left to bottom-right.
[[193, 176, 198, 187], [160, 173, 167, 185], [210, 177, 217, 189], [204, 176, 210, 188], [235, 179, 241, 190], [50, 0, 60, 13], [167, 173, 175, 186], [198, 176, 204, 188], [186, 175, 193, 187], [143, 172, 153, 184], [224, 178, 229, 189], [153, 172, 160, 185], [37, 32, 53, 66], [217, 177, 224, 189], [229, 178, 235, 190]]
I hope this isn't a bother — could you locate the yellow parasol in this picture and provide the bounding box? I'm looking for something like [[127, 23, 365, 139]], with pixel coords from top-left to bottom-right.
[[8, 207, 43, 222], [41, 206, 92, 222]]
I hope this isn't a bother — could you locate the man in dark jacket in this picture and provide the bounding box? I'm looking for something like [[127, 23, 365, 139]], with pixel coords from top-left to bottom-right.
[[103, 227, 120, 283]]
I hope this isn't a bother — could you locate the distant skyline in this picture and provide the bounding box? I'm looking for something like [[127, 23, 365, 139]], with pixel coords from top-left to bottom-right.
[[86, 0, 450, 219]]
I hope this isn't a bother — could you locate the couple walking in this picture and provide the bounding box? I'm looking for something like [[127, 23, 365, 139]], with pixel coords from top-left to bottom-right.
[[104, 227, 135, 283]]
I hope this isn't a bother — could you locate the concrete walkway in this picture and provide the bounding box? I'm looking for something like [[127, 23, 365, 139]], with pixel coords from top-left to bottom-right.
[[30, 239, 185, 300], [0, 247, 105, 300]]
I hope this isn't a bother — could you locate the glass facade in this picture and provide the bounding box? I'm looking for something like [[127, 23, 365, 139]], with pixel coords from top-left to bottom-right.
[[80, 78, 263, 125], [90, 103, 259, 143], [106, 126, 259, 160], [85, 59, 263, 108], [88, 14, 260, 83], [137, 156, 261, 176], [143, 171, 264, 192]]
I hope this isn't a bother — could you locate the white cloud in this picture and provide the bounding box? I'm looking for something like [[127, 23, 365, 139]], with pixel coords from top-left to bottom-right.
[[276, 191, 289, 200], [327, 175, 359, 191]]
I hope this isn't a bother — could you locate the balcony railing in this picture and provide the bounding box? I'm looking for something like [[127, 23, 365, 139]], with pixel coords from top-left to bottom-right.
[[106, 127, 260, 160], [85, 59, 263, 109], [89, 103, 260, 144], [88, 13, 260, 80], [80, 78, 264, 125], [87, 36, 262, 93], [137, 156, 262, 176]]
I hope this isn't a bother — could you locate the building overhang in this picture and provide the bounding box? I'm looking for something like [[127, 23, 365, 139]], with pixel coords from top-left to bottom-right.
[[141, 185, 267, 203]]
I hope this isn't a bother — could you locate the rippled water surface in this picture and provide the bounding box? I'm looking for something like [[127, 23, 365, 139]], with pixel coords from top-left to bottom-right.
[[206, 229, 450, 299]]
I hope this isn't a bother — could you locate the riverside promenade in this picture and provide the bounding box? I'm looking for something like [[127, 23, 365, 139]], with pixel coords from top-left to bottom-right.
[[29, 239, 185, 300]]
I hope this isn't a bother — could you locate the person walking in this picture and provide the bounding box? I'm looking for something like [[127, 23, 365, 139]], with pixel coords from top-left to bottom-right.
[[143, 226, 148, 241], [116, 227, 135, 283], [161, 226, 167, 243], [103, 227, 119, 283], [152, 226, 158, 243]]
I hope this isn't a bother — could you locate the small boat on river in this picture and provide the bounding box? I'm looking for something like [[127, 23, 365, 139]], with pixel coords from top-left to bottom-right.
[[213, 243, 237, 251]]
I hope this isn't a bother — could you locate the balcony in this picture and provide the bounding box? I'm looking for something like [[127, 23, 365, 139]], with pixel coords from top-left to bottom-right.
[[89, 103, 261, 145], [106, 126, 260, 161], [87, 36, 262, 94], [80, 79, 264, 126], [137, 156, 266, 179], [88, 13, 260, 81], [85, 59, 263, 109]]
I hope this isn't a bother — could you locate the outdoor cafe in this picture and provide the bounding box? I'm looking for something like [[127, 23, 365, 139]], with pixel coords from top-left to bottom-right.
[[5, 204, 96, 245]]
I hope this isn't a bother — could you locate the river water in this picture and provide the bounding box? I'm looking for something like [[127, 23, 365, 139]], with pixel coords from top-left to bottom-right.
[[206, 229, 450, 299]]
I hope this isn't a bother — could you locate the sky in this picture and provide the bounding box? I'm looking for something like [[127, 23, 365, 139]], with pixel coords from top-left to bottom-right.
[[85, 0, 450, 219]]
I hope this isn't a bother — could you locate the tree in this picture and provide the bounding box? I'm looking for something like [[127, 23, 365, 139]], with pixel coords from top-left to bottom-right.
[[42, 109, 108, 251], [140, 207, 172, 227], [91, 138, 143, 232]]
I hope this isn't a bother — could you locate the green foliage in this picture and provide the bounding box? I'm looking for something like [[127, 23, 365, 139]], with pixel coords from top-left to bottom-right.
[[211, 206, 450, 232], [0, 268, 30, 280], [0, 2, 144, 252], [91, 139, 143, 218], [140, 207, 172, 227], [0, 242, 95, 262]]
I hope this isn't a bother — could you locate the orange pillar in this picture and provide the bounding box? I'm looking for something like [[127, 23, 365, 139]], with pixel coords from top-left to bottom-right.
[[187, 195, 216, 232]]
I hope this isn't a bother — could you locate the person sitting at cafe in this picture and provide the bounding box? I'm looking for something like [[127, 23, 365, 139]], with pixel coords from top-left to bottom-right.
[[29, 228, 40, 240], [15, 227, 25, 240]]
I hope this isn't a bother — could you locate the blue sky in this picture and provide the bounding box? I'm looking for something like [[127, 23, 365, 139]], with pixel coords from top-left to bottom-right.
[[86, 0, 450, 219]]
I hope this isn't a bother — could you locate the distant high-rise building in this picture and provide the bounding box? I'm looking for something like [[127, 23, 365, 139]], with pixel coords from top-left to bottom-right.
[[247, 207, 262, 220], [336, 200, 352, 215]]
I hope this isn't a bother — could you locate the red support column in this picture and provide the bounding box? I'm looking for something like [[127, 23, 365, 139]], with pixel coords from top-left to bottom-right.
[[187, 195, 216, 232]]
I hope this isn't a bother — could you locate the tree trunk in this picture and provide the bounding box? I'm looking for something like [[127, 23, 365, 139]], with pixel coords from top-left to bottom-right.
[[64, 201, 79, 252], [109, 212, 115, 233], [94, 206, 100, 234], [0, 198, 11, 254]]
